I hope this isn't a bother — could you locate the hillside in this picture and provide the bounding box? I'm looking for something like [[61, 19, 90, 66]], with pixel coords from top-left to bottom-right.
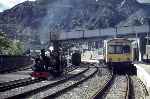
[[0, 0, 149, 49]]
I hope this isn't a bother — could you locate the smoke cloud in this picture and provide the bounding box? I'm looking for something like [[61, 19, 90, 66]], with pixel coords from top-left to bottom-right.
[[38, 0, 72, 43]]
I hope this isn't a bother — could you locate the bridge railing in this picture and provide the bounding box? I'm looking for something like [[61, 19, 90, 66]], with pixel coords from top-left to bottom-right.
[[59, 25, 149, 40]]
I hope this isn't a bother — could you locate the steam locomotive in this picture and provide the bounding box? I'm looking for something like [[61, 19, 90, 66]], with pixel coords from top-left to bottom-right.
[[31, 49, 67, 79], [31, 38, 68, 79]]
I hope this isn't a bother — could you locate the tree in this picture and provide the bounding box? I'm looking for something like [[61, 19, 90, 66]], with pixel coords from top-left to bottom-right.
[[0, 32, 10, 53], [7, 40, 24, 55], [0, 32, 24, 55]]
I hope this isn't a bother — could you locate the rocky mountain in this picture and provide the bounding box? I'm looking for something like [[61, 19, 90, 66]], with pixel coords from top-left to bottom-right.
[[0, 0, 149, 49]]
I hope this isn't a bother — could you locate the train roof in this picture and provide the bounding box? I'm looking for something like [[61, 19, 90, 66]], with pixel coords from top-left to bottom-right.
[[104, 38, 131, 43]]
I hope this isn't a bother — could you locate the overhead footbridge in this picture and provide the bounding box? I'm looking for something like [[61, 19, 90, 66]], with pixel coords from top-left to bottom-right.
[[58, 25, 149, 41]]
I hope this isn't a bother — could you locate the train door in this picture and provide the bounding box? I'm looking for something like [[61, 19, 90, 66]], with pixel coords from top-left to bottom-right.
[[133, 48, 139, 61]]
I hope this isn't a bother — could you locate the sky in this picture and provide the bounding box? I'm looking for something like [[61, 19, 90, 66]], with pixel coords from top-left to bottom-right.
[[0, 0, 36, 12], [0, 0, 150, 12], [136, 0, 150, 4]]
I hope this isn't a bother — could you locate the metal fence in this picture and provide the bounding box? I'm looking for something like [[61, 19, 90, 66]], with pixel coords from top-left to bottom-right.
[[0, 55, 33, 72]]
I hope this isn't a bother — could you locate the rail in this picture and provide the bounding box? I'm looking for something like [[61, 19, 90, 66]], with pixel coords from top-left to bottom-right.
[[43, 67, 98, 99], [90, 74, 114, 99], [0, 64, 79, 92], [125, 74, 131, 99], [4, 67, 89, 99]]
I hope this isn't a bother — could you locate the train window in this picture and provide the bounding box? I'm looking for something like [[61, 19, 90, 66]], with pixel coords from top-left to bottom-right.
[[108, 45, 130, 54], [108, 45, 115, 54], [123, 45, 130, 53], [116, 46, 122, 54]]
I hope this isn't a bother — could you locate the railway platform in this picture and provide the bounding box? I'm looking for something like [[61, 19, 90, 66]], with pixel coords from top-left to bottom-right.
[[134, 63, 150, 98], [81, 59, 99, 63]]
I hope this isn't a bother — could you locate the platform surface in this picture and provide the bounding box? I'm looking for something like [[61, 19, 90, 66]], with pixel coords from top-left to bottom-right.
[[81, 59, 99, 63], [134, 63, 150, 99], [135, 63, 150, 73]]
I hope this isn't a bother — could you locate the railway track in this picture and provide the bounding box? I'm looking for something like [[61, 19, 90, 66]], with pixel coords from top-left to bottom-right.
[[0, 77, 42, 92], [0, 64, 79, 92], [31, 67, 98, 99], [2, 63, 147, 99], [1, 67, 89, 99], [90, 73, 114, 99], [91, 74, 131, 99], [56, 64, 112, 99], [0, 64, 33, 74]]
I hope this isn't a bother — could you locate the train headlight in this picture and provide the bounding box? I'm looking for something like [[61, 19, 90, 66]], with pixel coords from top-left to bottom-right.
[[49, 46, 54, 52], [31, 77, 35, 80]]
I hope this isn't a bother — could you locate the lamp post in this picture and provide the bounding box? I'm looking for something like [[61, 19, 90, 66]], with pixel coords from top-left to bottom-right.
[[76, 28, 85, 54], [145, 18, 150, 62], [146, 18, 150, 45], [49, 46, 54, 52], [76, 29, 85, 39]]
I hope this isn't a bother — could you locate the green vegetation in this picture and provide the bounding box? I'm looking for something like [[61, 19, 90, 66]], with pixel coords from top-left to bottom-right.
[[0, 32, 24, 55], [7, 40, 24, 55], [0, 32, 10, 53]]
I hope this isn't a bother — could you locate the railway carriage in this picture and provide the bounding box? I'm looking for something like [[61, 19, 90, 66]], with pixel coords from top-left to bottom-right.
[[103, 38, 136, 74]]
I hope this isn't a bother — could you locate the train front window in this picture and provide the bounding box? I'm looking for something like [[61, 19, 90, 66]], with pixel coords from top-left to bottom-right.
[[108, 45, 115, 54], [116, 46, 122, 54], [108, 45, 130, 54], [123, 45, 130, 53]]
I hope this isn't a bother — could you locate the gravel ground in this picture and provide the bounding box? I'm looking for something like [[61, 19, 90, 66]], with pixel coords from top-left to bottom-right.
[[28, 68, 97, 99], [56, 67, 111, 99], [0, 73, 30, 83], [0, 68, 87, 99], [101, 75, 128, 99], [10, 68, 33, 75], [0, 68, 32, 83], [0, 64, 77, 84], [63, 65, 79, 74], [130, 76, 148, 99]]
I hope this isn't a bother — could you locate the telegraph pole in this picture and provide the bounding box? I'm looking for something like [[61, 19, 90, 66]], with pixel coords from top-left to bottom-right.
[[115, 27, 117, 38], [146, 18, 150, 62], [146, 18, 150, 45]]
